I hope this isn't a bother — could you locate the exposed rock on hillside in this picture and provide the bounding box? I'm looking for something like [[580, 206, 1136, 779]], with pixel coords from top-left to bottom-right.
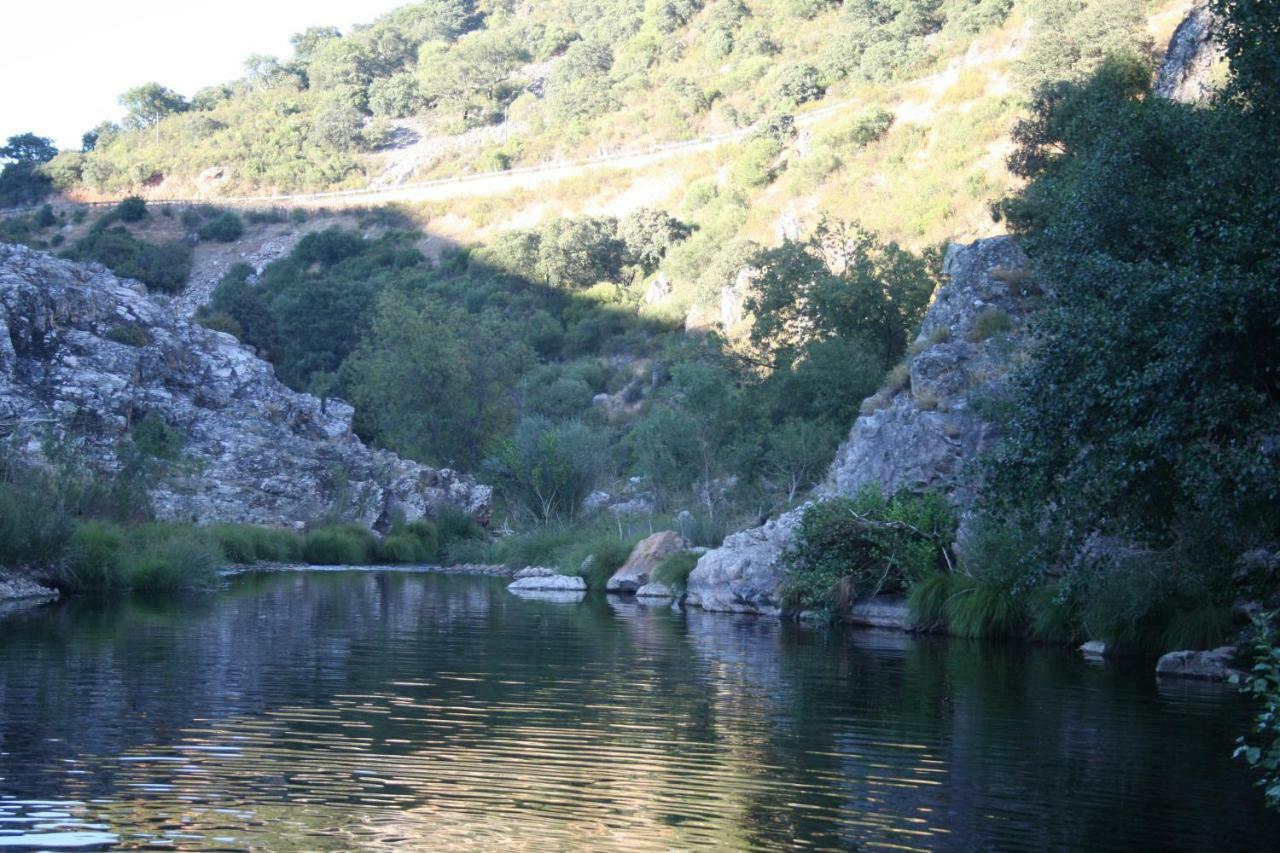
[[686, 236, 1028, 615], [0, 243, 490, 528], [1153, 3, 1223, 103]]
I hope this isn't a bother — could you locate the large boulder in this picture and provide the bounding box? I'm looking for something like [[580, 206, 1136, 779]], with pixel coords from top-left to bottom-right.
[[508, 574, 587, 592], [0, 243, 490, 528], [685, 509, 804, 615], [1155, 646, 1242, 681], [606, 530, 688, 593], [686, 237, 1027, 616]]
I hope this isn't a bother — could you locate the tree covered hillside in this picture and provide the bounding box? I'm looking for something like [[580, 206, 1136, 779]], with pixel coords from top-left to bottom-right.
[[37, 0, 1150, 202]]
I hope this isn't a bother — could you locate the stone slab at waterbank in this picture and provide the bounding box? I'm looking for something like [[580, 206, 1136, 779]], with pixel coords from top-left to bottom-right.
[[0, 243, 490, 528]]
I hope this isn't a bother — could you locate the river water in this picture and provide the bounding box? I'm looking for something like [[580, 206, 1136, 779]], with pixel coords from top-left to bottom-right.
[[0, 569, 1276, 850]]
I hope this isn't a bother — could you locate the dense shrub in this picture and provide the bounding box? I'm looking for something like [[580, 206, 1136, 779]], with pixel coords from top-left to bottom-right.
[[60, 521, 222, 592], [115, 196, 148, 222], [302, 523, 377, 565], [561, 533, 638, 590], [197, 211, 245, 242], [210, 523, 302, 564], [652, 550, 699, 593], [64, 227, 192, 293], [975, 0, 1280, 649], [1235, 626, 1280, 811], [781, 486, 955, 615], [379, 519, 439, 563]]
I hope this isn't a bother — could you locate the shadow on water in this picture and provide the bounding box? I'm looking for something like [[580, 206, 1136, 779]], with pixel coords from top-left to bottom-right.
[[0, 570, 1277, 850]]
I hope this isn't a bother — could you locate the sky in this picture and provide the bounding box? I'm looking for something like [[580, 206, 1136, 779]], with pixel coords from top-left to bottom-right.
[[0, 0, 407, 150]]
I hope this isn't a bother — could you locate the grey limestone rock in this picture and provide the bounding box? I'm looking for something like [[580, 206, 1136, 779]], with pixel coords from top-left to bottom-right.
[[686, 237, 1027, 616], [0, 243, 491, 529]]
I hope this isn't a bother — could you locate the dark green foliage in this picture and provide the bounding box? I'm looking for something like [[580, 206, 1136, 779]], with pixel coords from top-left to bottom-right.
[[617, 208, 691, 271], [782, 486, 955, 615], [197, 211, 245, 242], [379, 520, 439, 563], [302, 523, 377, 565], [484, 417, 609, 522], [105, 324, 150, 347], [976, 0, 1280, 650], [943, 574, 1025, 639], [561, 532, 638, 589], [433, 505, 486, 554], [130, 412, 184, 462], [60, 521, 222, 592], [33, 204, 57, 228], [64, 226, 192, 293], [775, 63, 825, 105], [0, 133, 57, 207], [906, 571, 953, 628], [210, 524, 302, 564], [747, 219, 935, 370], [652, 550, 698, 593], [1234, 623, 1280, 810], [115, 196, 148, 222]]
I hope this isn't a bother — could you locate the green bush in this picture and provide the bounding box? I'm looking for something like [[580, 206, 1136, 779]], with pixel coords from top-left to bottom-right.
[[124, 524, 223, 590], [302, 523, 376, 565], [906, 571, 953, 629], [116, 196, 147, 222], [64, 226, 192, 293], [211, 523, 301, 564], [434, 506, 484, 557], [781, 486, 955, 615], [379, 519, 439, 563], [943, 575, 1025, 639], [197, 211, 245, 242], [652, 550, 698, 593], [62, 521, 127, 591], [1234, 626, 1280, 811], [561, 533, 638, 590], [61, 521, 222, 592]]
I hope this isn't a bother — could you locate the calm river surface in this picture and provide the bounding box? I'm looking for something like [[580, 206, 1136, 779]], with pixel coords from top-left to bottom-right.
[[0, 569, 1277, 850]]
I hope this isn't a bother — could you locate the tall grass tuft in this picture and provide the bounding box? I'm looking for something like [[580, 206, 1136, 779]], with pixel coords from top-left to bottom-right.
[[652, 551, 699, 594]]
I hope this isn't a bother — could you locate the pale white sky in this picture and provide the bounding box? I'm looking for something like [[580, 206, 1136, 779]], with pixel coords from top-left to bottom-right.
[[0, 0, 407, 150]]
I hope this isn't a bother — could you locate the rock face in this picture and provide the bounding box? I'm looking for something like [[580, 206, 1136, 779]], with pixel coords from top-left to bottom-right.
[[1153, 4, 1223, 104], [0, 243, 490, 528], [1155, 646, 1241, 680], [686, 237, 1027, 616], [685, 510, 803, 615], [606, 530, 688, 593]]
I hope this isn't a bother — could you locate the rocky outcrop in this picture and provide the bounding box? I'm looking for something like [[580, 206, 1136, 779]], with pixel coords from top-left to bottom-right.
[[0, 243, 490, 528], [0, 571, 58, 602], [1155, 646, 1242, 680], [508, 574, 586, 592], [686, 237, 1028, 616], [685, 509, 802, 615], [606, 530, 687, 593], [1153, 4, 1223, 104]]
